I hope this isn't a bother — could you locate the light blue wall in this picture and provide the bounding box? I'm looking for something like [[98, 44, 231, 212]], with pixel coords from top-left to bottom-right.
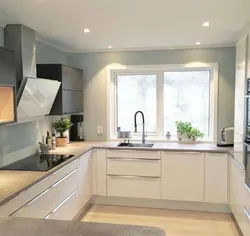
[[68, 47, 236, 141]]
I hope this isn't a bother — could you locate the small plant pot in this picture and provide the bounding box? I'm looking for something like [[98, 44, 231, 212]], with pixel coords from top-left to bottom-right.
[[56, 137, 67, 147]]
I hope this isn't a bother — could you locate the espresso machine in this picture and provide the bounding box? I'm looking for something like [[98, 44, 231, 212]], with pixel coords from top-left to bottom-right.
[[70, 115, 84, 141]]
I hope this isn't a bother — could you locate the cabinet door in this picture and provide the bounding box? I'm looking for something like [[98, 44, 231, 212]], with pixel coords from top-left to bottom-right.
[[62, 90, 83, 114], [229, 157, 247, 235], [161, 152, 204, 202], [62, 66, 83, 91], [78, 151, 93, 208], [205, 153, 228, 203], [234, 35, 248, 167]]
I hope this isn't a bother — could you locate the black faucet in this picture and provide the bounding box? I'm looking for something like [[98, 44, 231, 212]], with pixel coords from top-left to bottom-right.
[[134, 111, 146, 144]]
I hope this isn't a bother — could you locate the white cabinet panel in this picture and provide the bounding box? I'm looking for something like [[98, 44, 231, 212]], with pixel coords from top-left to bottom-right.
[[107, 149, 161, 159], [78, 151, 93, 208], [205, 153, 228, 203], [13, 169, 77, 219], [92, 149, 107, 196], [107, 175, 161, 199], [107, 157, 161, 177], [46, 189, 79, 221], [161, 152, 204, 202], [234, 34, 248, 167]]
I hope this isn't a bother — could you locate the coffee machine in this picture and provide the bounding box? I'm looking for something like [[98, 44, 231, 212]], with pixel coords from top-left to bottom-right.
[[70, 115, 84, 141]]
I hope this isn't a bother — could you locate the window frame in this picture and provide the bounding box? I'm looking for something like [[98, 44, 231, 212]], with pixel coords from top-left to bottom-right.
[[107, 63, 218, 143]]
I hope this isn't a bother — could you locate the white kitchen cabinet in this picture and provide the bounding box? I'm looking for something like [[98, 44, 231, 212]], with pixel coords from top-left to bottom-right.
[[205, 153, 228, 203], [77, 151, 93, 208], [107, 175, 161, 199], [234, 34, 248, 167], [12, 169, 78, 219], [46, 189, 79, 221], [161, 152, 204, 202], [229, 156, 248, 235], [107, 149, 161, 159], [92, 149, 107, 196]]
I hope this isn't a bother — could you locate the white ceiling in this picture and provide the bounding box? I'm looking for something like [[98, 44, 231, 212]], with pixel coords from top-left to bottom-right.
[[0, 0, 250, 52]]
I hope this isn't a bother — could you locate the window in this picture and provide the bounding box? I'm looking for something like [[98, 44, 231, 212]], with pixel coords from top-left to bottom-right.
[[109, 64, 218, 141]]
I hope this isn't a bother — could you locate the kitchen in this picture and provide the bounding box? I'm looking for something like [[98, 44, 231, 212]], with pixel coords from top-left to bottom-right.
[[0, 0, 249, 236]]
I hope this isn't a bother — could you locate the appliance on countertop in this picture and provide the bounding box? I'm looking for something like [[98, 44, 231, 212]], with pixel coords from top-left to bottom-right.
[[4, 24, 61, 122], [70, 115, 84, 141], [217, 127, 234, 147], [0, 154, 75, 172]]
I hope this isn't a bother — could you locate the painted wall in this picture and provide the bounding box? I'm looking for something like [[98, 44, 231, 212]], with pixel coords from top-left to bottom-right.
[[0, 26, 68, 165], [68, 47, 236, 142]]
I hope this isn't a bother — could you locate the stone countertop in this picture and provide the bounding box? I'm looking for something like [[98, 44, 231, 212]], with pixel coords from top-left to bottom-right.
[[0, 217, 165, 236], [0, 141, 232, 206]]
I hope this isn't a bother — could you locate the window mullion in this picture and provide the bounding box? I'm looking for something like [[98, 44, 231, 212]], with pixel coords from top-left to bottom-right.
[[156, 71, 164, 137]]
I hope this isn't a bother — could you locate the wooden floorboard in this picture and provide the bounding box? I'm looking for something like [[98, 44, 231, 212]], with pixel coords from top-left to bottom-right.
[[82, 205, 240, 236]]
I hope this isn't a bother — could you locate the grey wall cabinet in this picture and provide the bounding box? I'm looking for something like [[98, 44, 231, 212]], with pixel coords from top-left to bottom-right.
[[37, 64, 83, 115], [0, 47, 17, 124]]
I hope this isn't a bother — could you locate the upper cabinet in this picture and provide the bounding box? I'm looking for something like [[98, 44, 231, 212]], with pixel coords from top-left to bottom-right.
[[0, 47, 16, 124], [37, 64, 83, 115]]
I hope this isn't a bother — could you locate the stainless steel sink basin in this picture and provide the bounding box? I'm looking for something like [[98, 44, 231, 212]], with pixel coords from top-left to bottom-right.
[[117, 143, 154, 148]]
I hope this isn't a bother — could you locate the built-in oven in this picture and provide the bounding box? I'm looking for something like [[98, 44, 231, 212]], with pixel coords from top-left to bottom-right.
[[244, 142, 250, 188], [245, 79, 250, 188]]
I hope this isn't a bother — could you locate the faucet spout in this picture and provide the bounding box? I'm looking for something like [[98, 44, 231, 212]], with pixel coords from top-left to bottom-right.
[[134, 111, 146, 144]]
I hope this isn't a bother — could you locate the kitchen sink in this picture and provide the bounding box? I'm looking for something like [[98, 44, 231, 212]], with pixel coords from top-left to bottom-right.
[[117, 143, 154, 148]]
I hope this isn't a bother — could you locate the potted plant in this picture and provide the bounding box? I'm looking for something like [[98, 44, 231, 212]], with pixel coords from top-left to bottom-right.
[[52, 117, 73, 147], [175, 121, 203, 142]]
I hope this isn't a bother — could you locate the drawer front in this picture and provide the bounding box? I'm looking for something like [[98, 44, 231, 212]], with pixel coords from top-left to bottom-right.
[[46, 189, 79, 221], [51, 159, 78, 184], [107, 157, 161, 177], [107, 150, 161, 159], [107, 175, 161, 199], [13, 169, 78, 219], [0, 176, 52, 218]]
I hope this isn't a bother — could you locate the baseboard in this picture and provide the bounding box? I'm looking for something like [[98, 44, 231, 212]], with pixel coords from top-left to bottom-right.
[[91, 196, 231, 213], [73, 198, 93, 221]]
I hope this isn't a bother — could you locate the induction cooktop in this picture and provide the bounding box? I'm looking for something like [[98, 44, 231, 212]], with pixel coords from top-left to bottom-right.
[[0, 154, 75, 172]]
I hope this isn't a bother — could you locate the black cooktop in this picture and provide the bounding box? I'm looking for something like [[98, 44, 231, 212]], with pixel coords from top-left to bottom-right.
[[0, 154, 75, 172]]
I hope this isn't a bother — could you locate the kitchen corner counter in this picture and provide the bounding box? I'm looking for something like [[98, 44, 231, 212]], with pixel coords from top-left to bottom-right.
[[0, 141, 232, 207], [0, 217, 165, 236]]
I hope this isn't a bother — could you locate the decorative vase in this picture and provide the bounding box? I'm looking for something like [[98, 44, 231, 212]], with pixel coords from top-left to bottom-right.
[[56, 137, 67, 147], [166, 132, 171, 140]]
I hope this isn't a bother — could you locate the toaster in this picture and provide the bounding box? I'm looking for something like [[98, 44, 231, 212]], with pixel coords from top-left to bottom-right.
[[221, 127, 234, 145]]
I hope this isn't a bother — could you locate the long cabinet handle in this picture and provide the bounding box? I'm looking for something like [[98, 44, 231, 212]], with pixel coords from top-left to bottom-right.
[[52, 161, 77, 175], [52, 169, 77, 188], [107, 157, 160, 161], [26, 189, 50, 206], [244, 207, 250, 221], [231, 157, 244, 170], [107, 174, 160, 179]]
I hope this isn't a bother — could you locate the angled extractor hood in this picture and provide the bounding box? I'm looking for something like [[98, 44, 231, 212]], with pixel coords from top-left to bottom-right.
[[4, 24, 61, 122]]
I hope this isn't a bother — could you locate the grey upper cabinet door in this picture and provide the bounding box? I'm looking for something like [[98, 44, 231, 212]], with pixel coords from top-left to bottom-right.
[[37, 64, 83, 115], [62, 65, 83, 91], [0, 47, 16, 87]]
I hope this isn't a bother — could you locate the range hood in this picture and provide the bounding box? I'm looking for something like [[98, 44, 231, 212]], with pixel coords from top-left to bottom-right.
[[4, 24, 61, 122]]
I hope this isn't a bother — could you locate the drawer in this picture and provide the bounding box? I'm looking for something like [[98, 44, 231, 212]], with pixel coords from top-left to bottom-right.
[[107, 157, 161, 177], [107, 150, 161, 159], [45, 189, 79, 221], [13, 169, 78, 219], [107, 175, 161, 199], [51, 159, 78, 184], [0, 176, 52, 218]]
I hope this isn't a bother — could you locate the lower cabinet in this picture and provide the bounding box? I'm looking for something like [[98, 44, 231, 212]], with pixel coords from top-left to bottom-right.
[[46, 189, 79, 220], [107, 175, 161, 199], [205, 153, 228, 203], [77, 151, 93, 208], [161, 152, 205, 202]]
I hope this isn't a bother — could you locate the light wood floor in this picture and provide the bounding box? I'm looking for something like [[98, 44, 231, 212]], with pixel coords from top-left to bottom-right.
[[82, 205, 240, 236]]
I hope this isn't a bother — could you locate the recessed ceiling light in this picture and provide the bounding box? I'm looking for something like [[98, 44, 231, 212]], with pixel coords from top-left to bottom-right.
[[202, 21, 210, 27], [84, 28, 90, 33], [196, 42, 201, 45], [108, 46, 112, 49]]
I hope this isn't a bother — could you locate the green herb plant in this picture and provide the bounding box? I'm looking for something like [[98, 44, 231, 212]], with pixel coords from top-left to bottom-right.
[[52, 117, 73, 138]]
